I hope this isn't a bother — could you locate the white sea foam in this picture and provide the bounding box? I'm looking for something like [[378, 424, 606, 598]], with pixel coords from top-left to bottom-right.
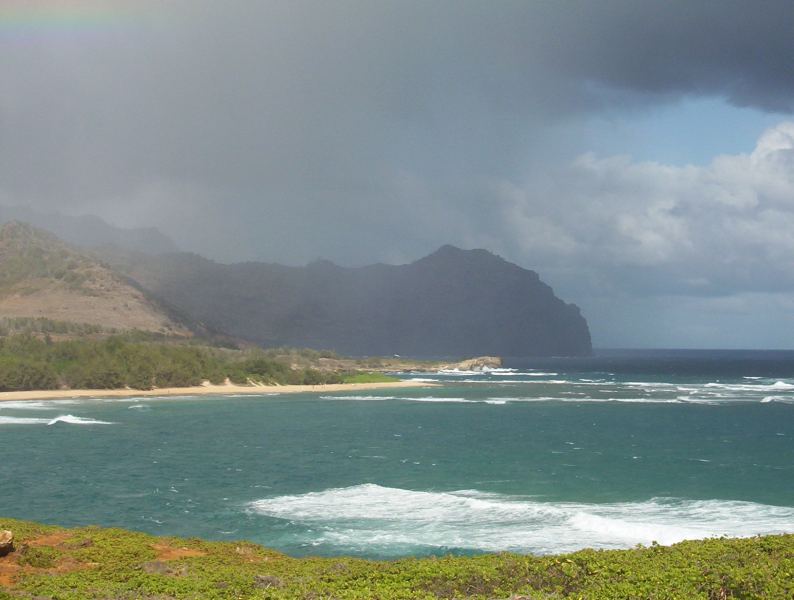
[[437, 369, 483, 376], [461, 376, 794, 404], [762, 396, 794, 404], [625, 382, 676, 389], [601, 398, 682, 404], [408, 397, 474, 403], [320, 395, 398, 401], [328, 378, 794, 405], [321, 395, 476, 404], [771, 380, 794, 389], [704, 380, 794, 392], [248, 484, 794, 555], [0, 401, 53, 410], [0, 399, 79, 410], [461, 379, 524, 383], [0, 416, 51, 425], [47, 415, 115, 425], [1, 414, 114, 425], [487, 397, 555, 403], [485, 397, 681, 404], [489, 371, 557, 377]]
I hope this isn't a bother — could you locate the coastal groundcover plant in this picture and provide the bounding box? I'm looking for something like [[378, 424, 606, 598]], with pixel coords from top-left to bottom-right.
[[0, 518, 792, 599]]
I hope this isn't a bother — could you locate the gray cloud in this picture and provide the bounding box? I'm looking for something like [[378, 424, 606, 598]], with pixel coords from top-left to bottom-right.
[[2, 0, 794, 346]]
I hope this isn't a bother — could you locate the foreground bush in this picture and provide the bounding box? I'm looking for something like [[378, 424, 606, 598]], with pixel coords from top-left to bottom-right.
[[0, 517, 792, 599]]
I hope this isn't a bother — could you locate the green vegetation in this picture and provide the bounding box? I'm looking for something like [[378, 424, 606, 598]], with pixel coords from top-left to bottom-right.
[[0, 317, 114, 338], [16, 545, 60, 569], [0, 222, 94, 294], [342, 372, 400, 384], [0, 334, 345, 391], [256, 347, 340, 361], [0, 517, 792, 599]]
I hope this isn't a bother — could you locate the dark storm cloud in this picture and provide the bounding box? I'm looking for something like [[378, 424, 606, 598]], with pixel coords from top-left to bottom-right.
[[2, 1, 792, 220], [2, 0, 794, 345]]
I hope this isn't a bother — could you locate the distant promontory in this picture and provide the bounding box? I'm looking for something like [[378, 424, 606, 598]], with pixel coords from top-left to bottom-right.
[[114, 244, 592, 357]]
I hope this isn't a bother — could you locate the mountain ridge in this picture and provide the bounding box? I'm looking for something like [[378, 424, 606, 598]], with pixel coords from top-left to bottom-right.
[[0, 205, 177, 255], [110, 243, 592, 356], [0, 218, 592, 356], [0, 221, 193, 337]]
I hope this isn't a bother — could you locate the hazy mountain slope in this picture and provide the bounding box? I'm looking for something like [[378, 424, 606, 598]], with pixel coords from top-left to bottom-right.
[[0, 222, 191, 336], [0, 205, 177, 254], [114, 244, 592, 356]]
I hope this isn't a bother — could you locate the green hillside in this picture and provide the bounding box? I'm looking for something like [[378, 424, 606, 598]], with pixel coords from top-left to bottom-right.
[[0, 222, 193, 337]]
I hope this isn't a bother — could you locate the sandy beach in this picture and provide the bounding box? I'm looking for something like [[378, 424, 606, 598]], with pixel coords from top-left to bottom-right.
[[0, 380, 434, 403]]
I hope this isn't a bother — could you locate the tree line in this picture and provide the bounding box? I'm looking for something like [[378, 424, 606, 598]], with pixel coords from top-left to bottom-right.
[[0, 334, 344, 392]]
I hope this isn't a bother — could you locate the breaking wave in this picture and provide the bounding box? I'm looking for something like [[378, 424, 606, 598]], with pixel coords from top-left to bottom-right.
[[0, 414, 114, 425], [47, 415, 115, 425], [247, 484, 794, 555]]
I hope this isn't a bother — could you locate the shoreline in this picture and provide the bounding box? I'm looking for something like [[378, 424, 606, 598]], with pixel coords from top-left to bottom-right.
[[0, 380, 434, 403]]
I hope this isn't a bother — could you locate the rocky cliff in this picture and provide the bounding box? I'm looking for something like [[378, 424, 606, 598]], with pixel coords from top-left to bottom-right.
[[114, 244, 592, 356]]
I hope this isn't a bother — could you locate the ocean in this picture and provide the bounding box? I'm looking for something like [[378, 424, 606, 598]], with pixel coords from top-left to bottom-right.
[[1, 349, 793, 559]]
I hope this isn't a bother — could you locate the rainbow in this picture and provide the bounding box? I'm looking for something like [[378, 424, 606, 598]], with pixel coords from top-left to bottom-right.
[[0, 1, 143, 35]]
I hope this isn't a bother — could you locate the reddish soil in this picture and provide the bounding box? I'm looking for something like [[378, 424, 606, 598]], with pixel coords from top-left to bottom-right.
[[152, 543, 206, 561], [0, 531, 96, 588]]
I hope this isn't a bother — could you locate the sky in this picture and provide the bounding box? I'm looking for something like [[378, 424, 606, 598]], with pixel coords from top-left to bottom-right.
[[2, 0, 794, 349]]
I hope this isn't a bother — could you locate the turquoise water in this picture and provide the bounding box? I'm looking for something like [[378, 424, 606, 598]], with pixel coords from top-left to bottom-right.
[[1, 350, 794, 558]]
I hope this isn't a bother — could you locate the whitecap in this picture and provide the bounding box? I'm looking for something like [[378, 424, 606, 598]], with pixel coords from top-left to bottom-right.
[[487, 371, 557, 377], [704, 380, 794, 392], [486, 397, 681, 404], [403, 397, 475, 403], [771, 381, 794, 390], [762, 396, 793, 404], [0, 401, 53, 410], [0, 399, 79, 410], [0, 416, 50, 425], [47, 415, 115, 425], [320, 395, 397, 401], [320, 395, 475, 404]]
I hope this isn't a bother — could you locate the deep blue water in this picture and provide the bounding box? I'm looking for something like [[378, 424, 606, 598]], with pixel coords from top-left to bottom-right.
[[1, 349, 793, 558]]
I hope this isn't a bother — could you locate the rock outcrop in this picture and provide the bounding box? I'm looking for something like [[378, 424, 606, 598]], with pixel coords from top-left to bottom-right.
[[445, 356, 502, 371], [0, 530, 13, 556]]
